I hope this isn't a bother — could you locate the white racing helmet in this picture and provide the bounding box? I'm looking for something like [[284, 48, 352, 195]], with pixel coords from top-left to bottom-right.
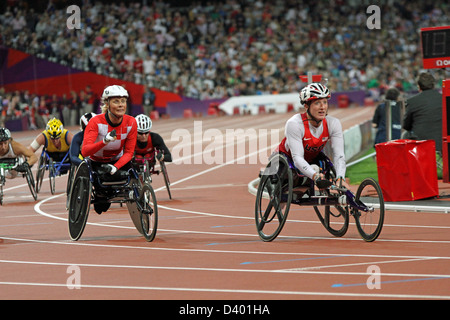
[[299, 82, 331, 105], [80, 112, 96, 130], [136, 114, 152, 133], [102, 85, 129, 102]]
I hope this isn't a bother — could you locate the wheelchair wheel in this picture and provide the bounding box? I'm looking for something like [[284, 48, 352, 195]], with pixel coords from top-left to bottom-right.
[[68, 162, 92, 241], [66, 165, 76, 209], [314, 203, 349, 237], [139, 183, 158, 242], [35, 153, 46, 193], [25, 165, 38, 201], [255, 153, 293, 242], [353, 177, 385, 242], [48, 158, 56, 195], [160, 161, 172, 199], [143, 160, 152, 184]]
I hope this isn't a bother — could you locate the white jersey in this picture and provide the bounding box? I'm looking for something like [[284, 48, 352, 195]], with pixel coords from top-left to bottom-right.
[[283, 113, 346, 179]]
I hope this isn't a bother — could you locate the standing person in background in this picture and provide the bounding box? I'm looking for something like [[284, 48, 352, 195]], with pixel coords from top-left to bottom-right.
[[402, 72, 443, 152], [372, 87, 402, 145], [142, 86, 155, 117]]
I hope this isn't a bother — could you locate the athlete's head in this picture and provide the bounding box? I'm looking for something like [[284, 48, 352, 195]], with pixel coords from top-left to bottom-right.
[[136, 114, 152, 133], [80, 112, 96, 131], [135, 114, 152, 142], [46, 118, 64, 139], [101, 85, 129, 120], [299, 83, 331, 125], [0, 127, 12, 155]]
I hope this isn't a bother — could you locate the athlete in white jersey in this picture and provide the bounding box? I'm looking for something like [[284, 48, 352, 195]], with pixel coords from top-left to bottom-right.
[[276, 83, 347, 187]]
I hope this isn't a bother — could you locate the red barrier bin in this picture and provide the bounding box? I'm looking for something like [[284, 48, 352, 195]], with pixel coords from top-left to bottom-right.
[[375, 139, 439, 202]]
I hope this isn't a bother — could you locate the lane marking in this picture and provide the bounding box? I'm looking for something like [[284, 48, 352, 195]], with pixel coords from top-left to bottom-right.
[[0, 281, 448, 299]]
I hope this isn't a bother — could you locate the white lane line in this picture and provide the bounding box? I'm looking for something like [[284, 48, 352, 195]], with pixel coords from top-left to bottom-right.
[[0, 281, 448, 299], [2, 236, 449, 261], [1, 258, 449, 279]]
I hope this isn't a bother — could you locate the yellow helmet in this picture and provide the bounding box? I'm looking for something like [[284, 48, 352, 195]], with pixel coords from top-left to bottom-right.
[[46, 118, 64, 139]]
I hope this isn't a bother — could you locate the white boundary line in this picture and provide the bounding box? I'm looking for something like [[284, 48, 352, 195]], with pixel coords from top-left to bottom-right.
[[0, 280, 448, 299]]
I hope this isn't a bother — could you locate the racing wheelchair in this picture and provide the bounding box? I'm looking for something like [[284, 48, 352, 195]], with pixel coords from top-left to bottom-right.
[[133, 152, 171, 199], [255, 152, 385, 242], [67, 158, 158, 242], [35, 149, 71, 195], [0, 157, 37, 205]]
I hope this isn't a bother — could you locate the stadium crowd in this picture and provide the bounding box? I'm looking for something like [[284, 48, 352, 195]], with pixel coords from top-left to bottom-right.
[[1, 0, 449, 127]]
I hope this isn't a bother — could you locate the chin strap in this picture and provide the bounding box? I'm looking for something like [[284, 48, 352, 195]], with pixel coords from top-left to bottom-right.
[[305, 107, 325, 126]]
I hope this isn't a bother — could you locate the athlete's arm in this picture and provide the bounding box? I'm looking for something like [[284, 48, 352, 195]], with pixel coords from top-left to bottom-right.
[[327, 117, 346, 179], [81, 121, 105, 158], [151, 132, 172, 162], [69, 132, 84, 166], [12, 140, 38, 166], [28, 133, 46, 153]]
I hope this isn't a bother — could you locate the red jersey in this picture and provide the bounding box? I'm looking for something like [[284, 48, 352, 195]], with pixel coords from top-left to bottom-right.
[[82, 113, 137, 169], [278, 113, 329, 162], [135, 134, 155, 157]]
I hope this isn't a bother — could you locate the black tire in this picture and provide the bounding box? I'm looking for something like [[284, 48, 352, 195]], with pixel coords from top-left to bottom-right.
[[353, 178, 385, 242], [48, 158, 56, 195], [139, 183, 158, 242], [66, 165, 76, 209], [314, 204, 349, 237], [68, 162, 91, 241], [25, 165, 38, 200], [160, 161, 172, 199], [35, 153, 46, 193], [255, 153, 293, 242]]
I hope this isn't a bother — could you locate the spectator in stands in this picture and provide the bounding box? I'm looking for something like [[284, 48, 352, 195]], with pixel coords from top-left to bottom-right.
[[0, 0, 449, 104]]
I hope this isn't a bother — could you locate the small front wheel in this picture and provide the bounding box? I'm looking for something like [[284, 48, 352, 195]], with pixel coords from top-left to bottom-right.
[[353, 178, 385, 242]]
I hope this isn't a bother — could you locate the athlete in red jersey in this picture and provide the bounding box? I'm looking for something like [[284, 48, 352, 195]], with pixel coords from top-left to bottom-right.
[[81, 85, 137, 214], [134, 114, 172, 163], [277, 82, 347, 187], [82, 85, 137, 174]]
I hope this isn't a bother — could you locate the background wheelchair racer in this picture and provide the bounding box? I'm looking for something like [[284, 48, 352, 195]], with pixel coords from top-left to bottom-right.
[[134, 113, 172, 164], [28, 117, 73, 174], [0, 127, 37, 178]]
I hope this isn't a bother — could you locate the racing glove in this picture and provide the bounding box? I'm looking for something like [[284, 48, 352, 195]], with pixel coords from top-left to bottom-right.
[[103, 129, 117, 144], [13, 162, 30, 173], [104, 164, 117, 175]]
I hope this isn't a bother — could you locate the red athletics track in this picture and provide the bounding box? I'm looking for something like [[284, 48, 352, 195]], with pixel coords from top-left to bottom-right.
[[1, 106, 449, 300]]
